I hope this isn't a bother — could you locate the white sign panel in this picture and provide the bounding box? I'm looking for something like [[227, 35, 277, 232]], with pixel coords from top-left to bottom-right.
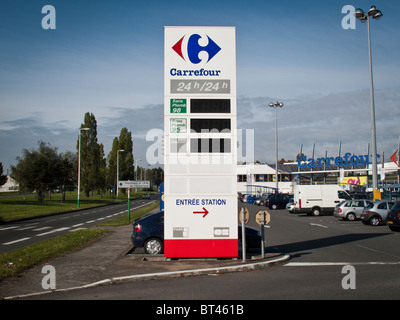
[[164, 26, 237, 258], [118, 180, 150, 188]]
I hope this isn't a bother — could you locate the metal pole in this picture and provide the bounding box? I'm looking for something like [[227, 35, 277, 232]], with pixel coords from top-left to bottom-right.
[[77, 130, 82, 208], [241, 207, 246, 262], [117, 151, 120, 202], [261, 212, 265, 258], [367, 16, 378, 192], [275, 107, 278, 192], [128, 188, 131, 220]]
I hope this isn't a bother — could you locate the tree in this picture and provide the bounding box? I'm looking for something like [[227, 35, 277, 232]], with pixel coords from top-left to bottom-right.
[[106, 137, 119, 190], [106, 128, 135, 194], [0, 162, 7, 186], [77, 112, 106, 197], [57, 151, 76, 201], [118, 128, 135, 181], [10, 141, 68, 202]]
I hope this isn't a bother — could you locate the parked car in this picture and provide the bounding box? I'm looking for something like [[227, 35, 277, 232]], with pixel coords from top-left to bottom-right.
[[254, 196, 264, 205], [131, 211, 261, 255], [264, 193, 291, 210], [132, 211, 164, 254], [386, 202, 400, 231], [333, 199, 373, 221], [286, 197, 295, 213], [142, 193, 151, 199], [360, 200, 395, 226]]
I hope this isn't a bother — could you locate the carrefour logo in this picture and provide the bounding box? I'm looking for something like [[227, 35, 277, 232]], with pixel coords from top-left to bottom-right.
[[172, 34, 221, 64]]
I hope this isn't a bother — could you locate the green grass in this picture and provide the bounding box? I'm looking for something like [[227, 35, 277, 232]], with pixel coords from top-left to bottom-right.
[[0, 228, 110, 281], [0, 191, 148, 223], [0, 200, 160, 283]]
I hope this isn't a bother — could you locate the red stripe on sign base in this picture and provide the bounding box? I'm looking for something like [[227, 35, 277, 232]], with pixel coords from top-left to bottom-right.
[[164, 239, 238, 258]]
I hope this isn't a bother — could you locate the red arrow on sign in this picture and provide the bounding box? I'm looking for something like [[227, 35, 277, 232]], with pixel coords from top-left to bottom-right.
[[193, 207, 209, 218]]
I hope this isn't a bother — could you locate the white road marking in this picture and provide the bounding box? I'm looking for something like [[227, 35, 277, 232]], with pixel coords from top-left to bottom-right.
[[13, 226, 36, 231], [356, 244, 400, 259], [285, 261, 400, 267], [310, 223, 328, 228], [36, 227, 70, 237], [69, 228, 86, 232], [0, 226, 19, 231], [3, 237, 31, 245], [71, 223, 84, 227], [32, 226, 52, 231]]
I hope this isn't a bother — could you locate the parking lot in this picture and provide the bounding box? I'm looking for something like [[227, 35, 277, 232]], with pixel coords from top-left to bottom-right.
[[19, 200, 399, 300]]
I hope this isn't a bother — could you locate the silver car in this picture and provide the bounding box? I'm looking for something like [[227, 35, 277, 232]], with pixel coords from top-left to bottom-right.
[[334, 199, 373, 221], [360, 200, 395, 226], [286, 197, 295, 213]]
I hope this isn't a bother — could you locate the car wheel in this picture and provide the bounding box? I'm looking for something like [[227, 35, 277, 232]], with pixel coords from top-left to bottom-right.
[[346, 213, 356, 221], [272, 204, 277, 210], [369, 216, 381, 226], [311, 207, 321, 216], [144, 238, 163, 255]]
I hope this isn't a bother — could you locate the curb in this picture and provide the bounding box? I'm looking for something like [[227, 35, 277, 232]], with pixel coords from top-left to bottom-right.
[[4, 254, 290, 300]]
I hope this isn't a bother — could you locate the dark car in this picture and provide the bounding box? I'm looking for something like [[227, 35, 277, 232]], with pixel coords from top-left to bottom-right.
[[132, 211, 164, 254], [386, 202, 400, 232], [264, 193, 291, 209], [131, 211, 261, 255]]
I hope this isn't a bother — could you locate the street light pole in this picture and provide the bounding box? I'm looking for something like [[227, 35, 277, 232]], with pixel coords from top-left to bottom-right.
[[269, 101, 284, 192], [77, 127, 89, 208], [354, 6, 382, 197]]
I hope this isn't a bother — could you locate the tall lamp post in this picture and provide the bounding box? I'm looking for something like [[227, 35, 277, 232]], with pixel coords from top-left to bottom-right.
[[354, 6, 383, 197], [116, 149, 125, 201], [77, 127, 89, 208], [269, 101, 284, 192]]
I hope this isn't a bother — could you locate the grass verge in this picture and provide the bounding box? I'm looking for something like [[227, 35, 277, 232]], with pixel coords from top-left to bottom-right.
[[0, 228, 110, 281], [0, 191, 150, 223], [0, 200, 160, 282]]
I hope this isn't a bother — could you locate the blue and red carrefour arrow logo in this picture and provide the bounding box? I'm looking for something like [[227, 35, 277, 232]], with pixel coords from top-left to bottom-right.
[[172, 34, 221, 64]]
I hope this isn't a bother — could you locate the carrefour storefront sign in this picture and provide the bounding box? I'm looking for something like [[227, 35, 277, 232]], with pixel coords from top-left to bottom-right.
[[298, 153, 380, 169]]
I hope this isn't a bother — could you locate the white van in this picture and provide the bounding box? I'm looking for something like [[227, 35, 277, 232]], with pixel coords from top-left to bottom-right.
[[292, 185, 350, 216]]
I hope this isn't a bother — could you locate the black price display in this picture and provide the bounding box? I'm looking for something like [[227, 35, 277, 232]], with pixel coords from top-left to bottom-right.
[[190, 99, 230, 113], [190, 138, 231, 153], [190, 119, 231, 133]]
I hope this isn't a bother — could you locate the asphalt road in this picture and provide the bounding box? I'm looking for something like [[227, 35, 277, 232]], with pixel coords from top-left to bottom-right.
[[0, 196, 157, 253], [28, 201, 400, 301]]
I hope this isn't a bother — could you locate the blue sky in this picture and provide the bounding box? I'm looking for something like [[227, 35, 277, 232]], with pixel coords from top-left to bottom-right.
[[1, 0, 399, 172]]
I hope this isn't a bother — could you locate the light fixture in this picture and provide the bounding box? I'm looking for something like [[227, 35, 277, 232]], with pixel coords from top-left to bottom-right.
[[354, 8, 367, 21]]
